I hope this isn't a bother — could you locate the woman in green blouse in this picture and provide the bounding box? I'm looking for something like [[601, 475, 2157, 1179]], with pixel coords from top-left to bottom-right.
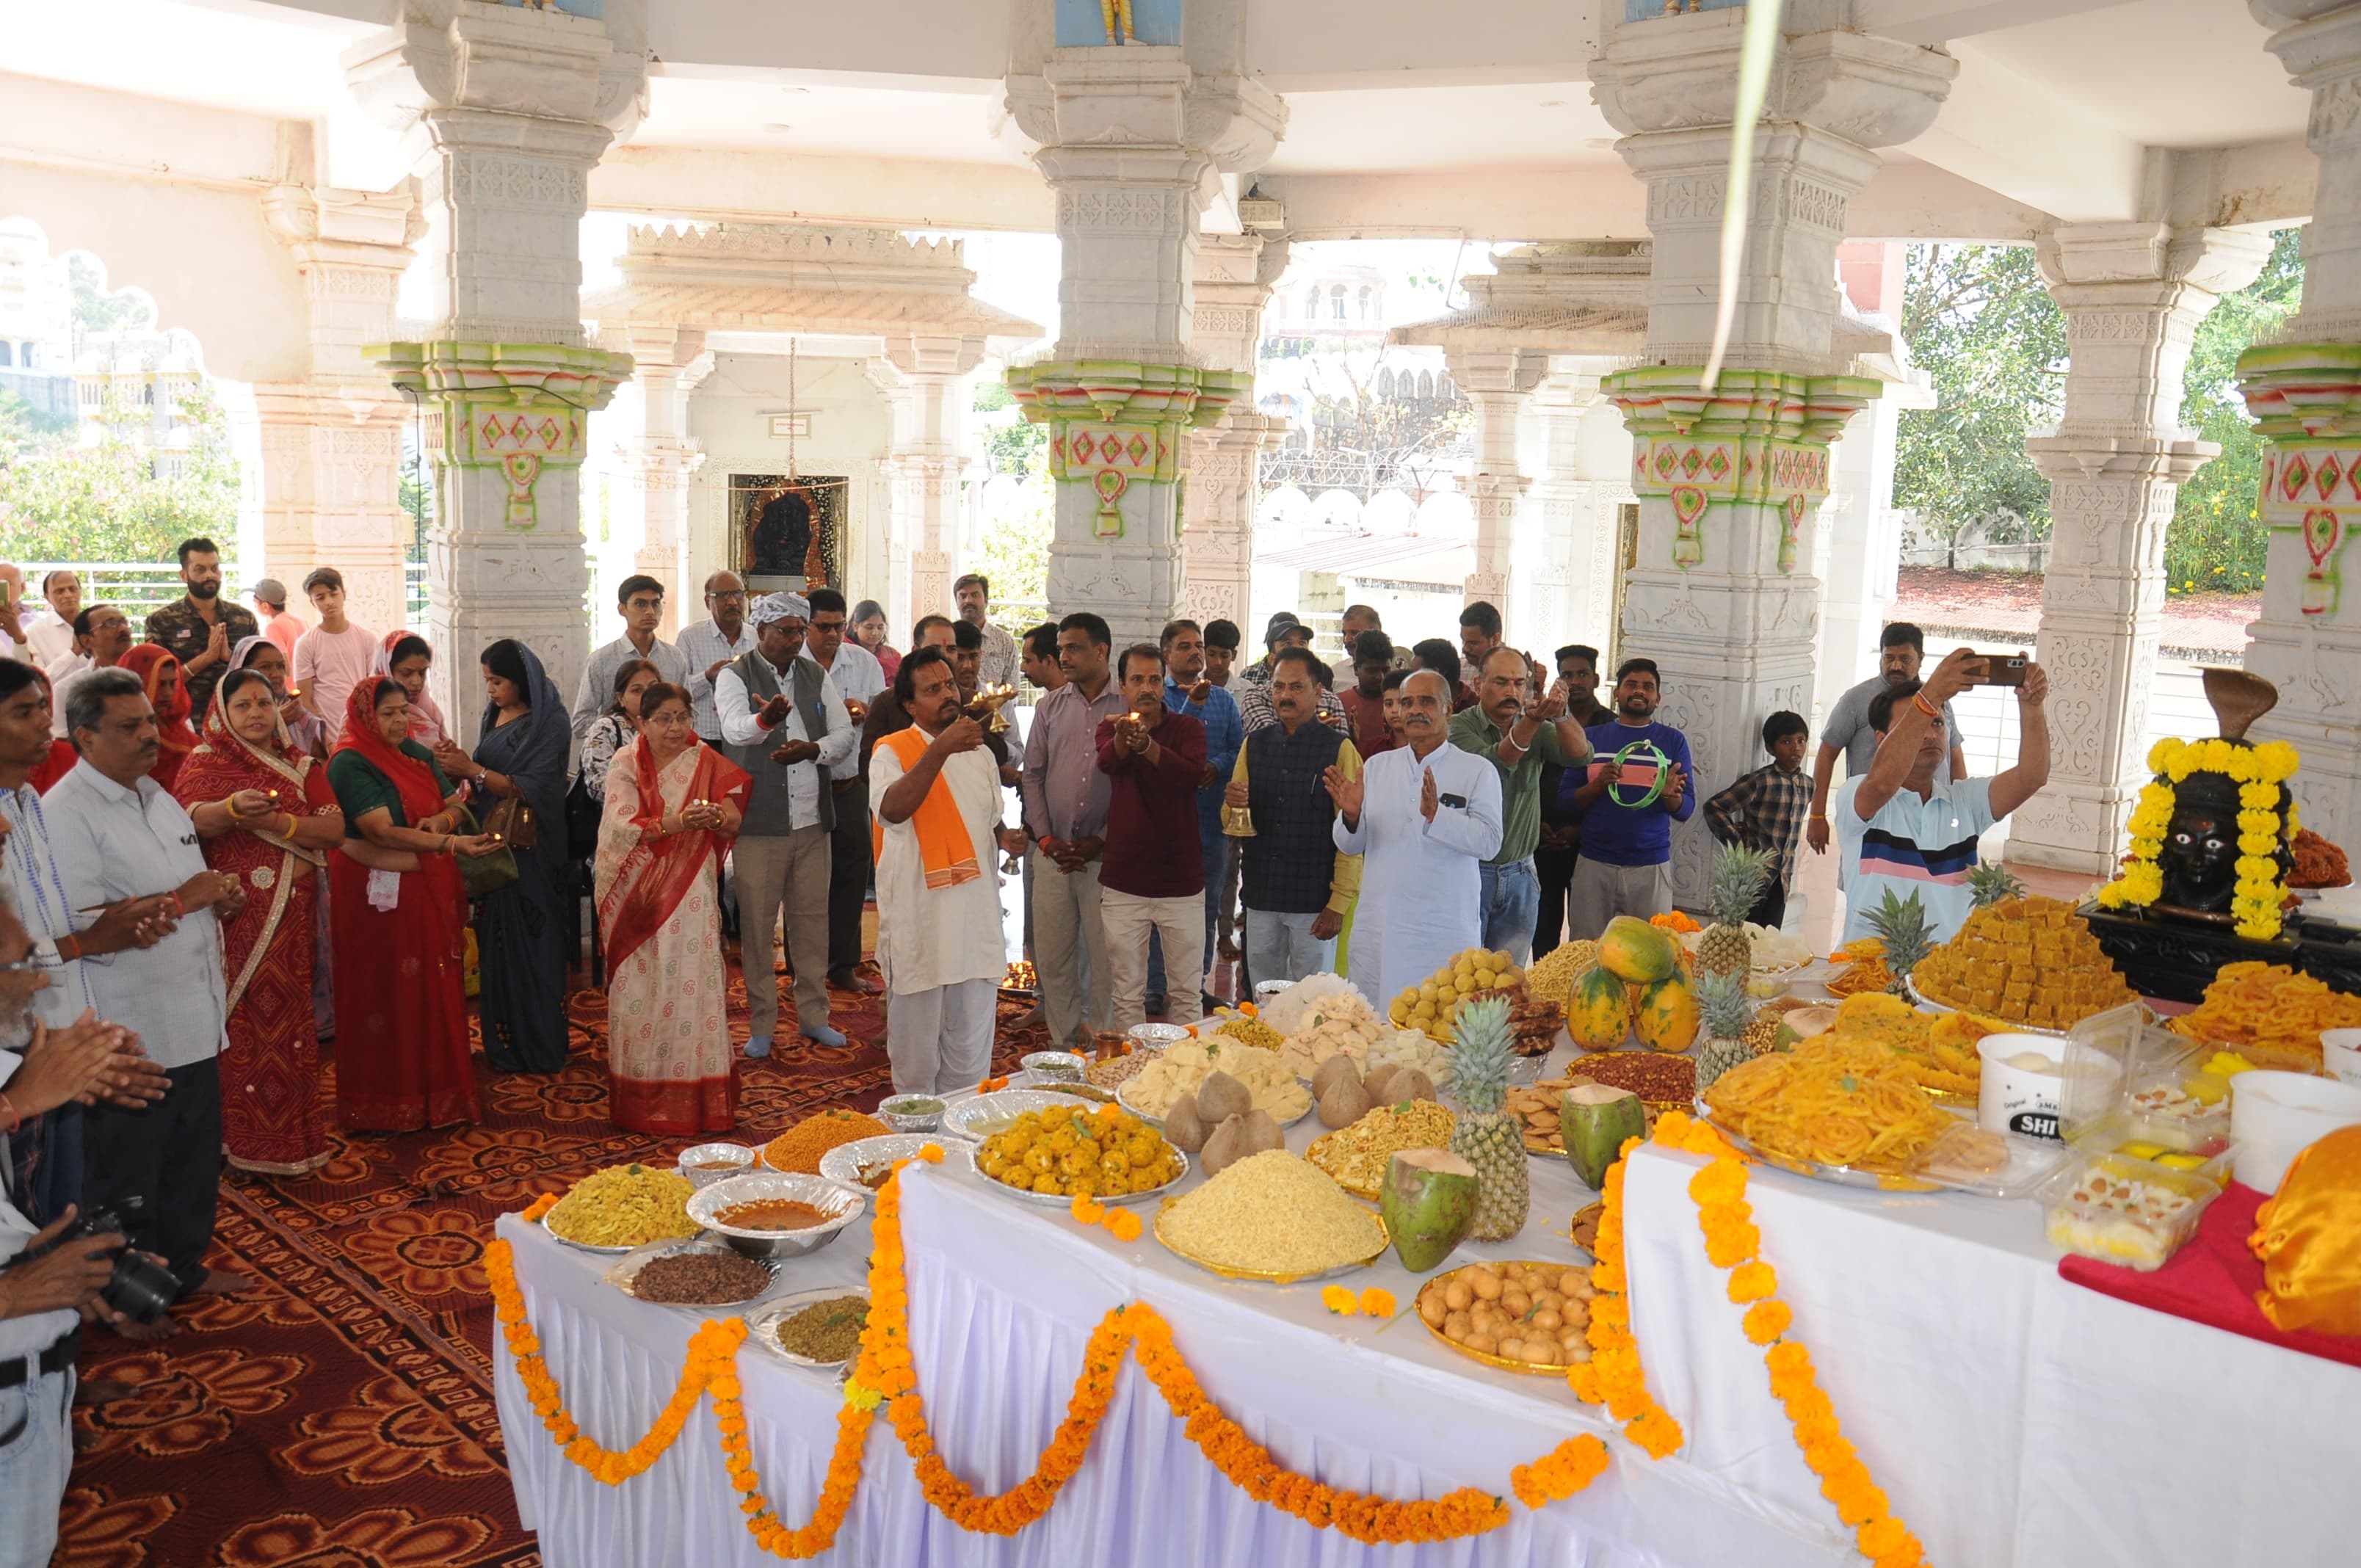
[[326, 677, 497, 1130]]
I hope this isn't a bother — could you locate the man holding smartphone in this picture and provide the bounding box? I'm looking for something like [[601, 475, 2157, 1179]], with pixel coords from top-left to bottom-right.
[[1807, 623, 1970, 856], [1835, 647, 2050, 945]]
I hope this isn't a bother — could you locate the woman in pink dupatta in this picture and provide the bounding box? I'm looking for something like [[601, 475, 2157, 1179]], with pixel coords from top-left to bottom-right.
[[373, 631, 447, 749], [592, 683, 747, 1134]]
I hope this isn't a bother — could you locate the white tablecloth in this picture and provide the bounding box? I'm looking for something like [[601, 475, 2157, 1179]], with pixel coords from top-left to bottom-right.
[[493, 1047, 2361, 1568]]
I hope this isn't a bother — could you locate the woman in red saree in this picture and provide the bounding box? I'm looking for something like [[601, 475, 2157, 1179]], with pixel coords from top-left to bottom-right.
[[173, 668, 346, 1173], [592, 683, 747, 1133], [324, 677, 498, 1130], [26, 669, 75, 793], [120, 644, 198, 790]]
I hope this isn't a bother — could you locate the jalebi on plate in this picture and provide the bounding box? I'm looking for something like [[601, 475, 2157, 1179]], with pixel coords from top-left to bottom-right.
[[1825, 992, 1999, 1099], [2169, 961, 2361, 1071], [1702, 1037, 1957, 1175]]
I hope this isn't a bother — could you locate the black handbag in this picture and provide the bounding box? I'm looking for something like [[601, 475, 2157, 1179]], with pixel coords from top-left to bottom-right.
[[565, 772, 603, 861]]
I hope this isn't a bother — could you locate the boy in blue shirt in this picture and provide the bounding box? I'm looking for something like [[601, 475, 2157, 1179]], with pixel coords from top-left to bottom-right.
[[1559, 657, 1694, 940]]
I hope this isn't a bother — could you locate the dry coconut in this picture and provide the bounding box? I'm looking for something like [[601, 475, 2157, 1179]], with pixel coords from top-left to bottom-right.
[[1156, 1150, 1386, 1275]]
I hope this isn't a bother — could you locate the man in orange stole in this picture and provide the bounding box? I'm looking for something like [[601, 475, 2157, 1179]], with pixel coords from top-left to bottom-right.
[[870, 648, 1018, 1095]]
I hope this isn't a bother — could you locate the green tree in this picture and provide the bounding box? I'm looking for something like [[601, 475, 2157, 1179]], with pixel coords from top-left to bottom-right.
[[2165, 227, 2304, 595], [68, 253, 152, 334], [0, 381, 237, 560], [971, 441, 1052, 605], [1894, 243, 2065, 553]]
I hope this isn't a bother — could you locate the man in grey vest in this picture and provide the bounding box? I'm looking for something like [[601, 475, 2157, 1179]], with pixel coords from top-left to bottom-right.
[[717, 593, 855, 1056]]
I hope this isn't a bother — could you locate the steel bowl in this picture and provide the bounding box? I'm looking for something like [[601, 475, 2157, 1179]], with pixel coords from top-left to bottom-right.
[[816, 1134, 944, 1202], [940, 1089, 1098, 1142], [675, 1142, 758, 1190], [876, 1095, 946, 1133], [688, 1172, 866, 1260], [1020, 1050, 1088, 1083], [1128, 1023, 1192, 1050]]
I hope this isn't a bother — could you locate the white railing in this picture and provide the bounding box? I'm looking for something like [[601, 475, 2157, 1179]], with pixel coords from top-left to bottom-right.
[[20, 561, 431, 631]]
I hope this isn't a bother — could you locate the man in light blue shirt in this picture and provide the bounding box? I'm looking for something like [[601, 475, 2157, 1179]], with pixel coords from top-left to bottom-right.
[[44, 668, 250, 1302], [678, 571, 758, 745], [570, 574, 690, 746]]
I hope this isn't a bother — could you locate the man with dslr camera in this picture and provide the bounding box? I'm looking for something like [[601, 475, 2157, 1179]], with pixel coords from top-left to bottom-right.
[[0, 887, 170, 1568]]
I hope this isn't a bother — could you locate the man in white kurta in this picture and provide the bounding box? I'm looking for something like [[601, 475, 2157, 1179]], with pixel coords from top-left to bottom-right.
[[1331, 669, 1504, 1009], [871, 648, 1013, 1095]]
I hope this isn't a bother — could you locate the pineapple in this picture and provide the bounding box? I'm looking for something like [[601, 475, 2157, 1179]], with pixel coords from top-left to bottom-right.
[[1865, 888, 1934, 998], [1693, 968, 1756, 1091], [1697, 844, 1774, 979], [1966, 861, 2025, 910], [1446, 995, 1528, 1241]]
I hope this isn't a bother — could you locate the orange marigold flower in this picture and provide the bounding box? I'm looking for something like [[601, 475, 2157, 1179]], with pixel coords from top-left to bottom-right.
[[1069, 1194, 1106, 1224], [1764, 1340, 1812, 1376], [1320, 1284, 1360, 1315], [1102, 1208, 1143, 1242], [916, 1142, 944, 1164], [1725, 1261, 1777, 1302], [1743, 1300, 1794, 1344], [1688, 1161, 1748, 1207], [1359, 1287, 1397, 1317]]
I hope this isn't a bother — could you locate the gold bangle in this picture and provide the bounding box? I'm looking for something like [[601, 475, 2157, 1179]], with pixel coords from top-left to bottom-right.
[[225, 795, 247, 821]]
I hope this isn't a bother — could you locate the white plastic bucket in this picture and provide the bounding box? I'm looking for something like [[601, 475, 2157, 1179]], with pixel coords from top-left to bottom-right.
[[2230, 1070, 2361, 1194], [2322, 1028, 2361, 1090], [1977, 1033, 2065, 1141]]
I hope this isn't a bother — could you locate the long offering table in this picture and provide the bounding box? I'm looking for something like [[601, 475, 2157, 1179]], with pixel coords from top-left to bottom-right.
[[493, 1045, 2361, 1568]]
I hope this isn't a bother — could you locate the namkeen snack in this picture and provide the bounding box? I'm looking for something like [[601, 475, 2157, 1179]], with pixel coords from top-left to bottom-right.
[[2170, 961, 2361, 1069], [1156, 1149, 1385, 1277], [1909, 896, 2136, 1031], [1703, 1037, 1956, 1173], [1304, 1100, 1457, 1197], [2291, 827, 2351, 889], [1523, 940, 1598, 1006], [544, 1164, 698, 1249], [1208, 1010, 1286, 1054], [764, 1108, 891, 1174], [1824, 938, 1893, 998]]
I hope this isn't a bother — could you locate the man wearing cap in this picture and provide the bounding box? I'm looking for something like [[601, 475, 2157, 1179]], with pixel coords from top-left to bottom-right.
[[1233, 611, 1349, 735], [716, 593, 856, 1056], [250, 579, 305, 664]]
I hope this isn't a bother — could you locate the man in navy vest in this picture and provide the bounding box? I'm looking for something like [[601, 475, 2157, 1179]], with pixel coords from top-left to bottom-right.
[[1223, 647, 1363, 986], [717, 593, 855, 1056]]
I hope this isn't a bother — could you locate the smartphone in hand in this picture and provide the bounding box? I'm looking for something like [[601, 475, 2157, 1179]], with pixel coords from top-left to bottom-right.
[[1969, 650, 2030, 688]]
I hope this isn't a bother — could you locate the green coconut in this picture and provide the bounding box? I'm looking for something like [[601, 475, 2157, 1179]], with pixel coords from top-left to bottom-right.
[[1379, 1148, 1479, 1273], [1561, 1084, 1647, 1191]]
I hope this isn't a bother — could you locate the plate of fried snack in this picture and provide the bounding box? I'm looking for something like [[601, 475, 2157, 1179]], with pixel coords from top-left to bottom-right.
[[1698, 1037, 2067, 1197]]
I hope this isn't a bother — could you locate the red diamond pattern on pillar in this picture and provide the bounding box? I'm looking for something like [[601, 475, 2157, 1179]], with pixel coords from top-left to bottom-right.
[[508, 415, 532, 446], [539, 418, 563, 451], [1072, 432, 1098, 465], [1126, 433, 1150, 466], [2285, 454, 2311, 501], [1653, 445, 1678, 480], [479, 414, 504, 449], [1705, 446, 1730, 482]]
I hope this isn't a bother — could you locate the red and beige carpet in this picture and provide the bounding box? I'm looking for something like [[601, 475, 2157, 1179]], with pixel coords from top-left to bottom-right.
[[54, 962, 1048, 1567]]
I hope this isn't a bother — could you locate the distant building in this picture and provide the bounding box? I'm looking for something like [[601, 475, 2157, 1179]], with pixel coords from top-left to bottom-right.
[[0, 217, 76, 421], [73, 330, 206, 476]]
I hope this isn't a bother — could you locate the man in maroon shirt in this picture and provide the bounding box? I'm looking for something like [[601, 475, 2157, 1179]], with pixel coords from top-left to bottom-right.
[[1095, 642, 1208, 1028]]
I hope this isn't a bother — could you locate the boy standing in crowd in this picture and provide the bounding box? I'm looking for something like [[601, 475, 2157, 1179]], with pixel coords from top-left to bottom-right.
[[1704, 711, 1813, 929]]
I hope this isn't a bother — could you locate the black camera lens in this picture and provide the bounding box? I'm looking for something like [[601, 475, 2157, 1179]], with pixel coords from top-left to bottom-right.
[[103, 1251, 182, 1325]]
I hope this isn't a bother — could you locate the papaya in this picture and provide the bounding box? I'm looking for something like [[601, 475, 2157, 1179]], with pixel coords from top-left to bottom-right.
[[1567, 963, 1633, 1052], [1597, 915, 1680, 984], [1632, 973, 1700, 1053]]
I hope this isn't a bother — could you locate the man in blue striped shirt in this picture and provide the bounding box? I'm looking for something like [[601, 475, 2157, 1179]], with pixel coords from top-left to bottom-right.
[[1835, 649, 2050, 945]]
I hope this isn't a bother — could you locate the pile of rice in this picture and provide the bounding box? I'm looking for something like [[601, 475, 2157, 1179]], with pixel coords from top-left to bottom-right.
[[1156, 1150, 1384, 1274]]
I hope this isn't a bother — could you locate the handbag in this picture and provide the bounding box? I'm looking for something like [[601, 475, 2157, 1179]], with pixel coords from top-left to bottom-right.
[[564, 771, 603, 860], [454, 802, 519, 899], [481, 790, 538, 852]]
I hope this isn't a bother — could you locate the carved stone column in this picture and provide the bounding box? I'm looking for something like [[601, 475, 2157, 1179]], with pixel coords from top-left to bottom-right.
[[1592, 7, 1955, 904], [1183, 232, 1288, 631], [1003, 40, 1285, 643], [1526, 369, 1630, 658], [2010, 225, 2271, 874], [347, 0, 647, 733], [255, 167, 424, 639], [877, 334, 984, 634], [2241, 1, 2361, 848], [614, 324, 708, 636], [1448, 350, 1545, 623]]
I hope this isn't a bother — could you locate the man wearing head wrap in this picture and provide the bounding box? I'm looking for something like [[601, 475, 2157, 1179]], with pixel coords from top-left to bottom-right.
[[714, 593, 856, 1056]]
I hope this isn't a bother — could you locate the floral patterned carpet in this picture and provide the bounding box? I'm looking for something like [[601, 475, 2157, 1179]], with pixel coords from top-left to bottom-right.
[[54, 959, 1046, 1567]]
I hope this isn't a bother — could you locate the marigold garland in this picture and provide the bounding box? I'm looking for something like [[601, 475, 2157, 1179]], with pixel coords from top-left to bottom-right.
[[1661, 1111, 1932, 1568], [2097, 737, 2301, 941], [492, 1130, 1940, 1561]]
